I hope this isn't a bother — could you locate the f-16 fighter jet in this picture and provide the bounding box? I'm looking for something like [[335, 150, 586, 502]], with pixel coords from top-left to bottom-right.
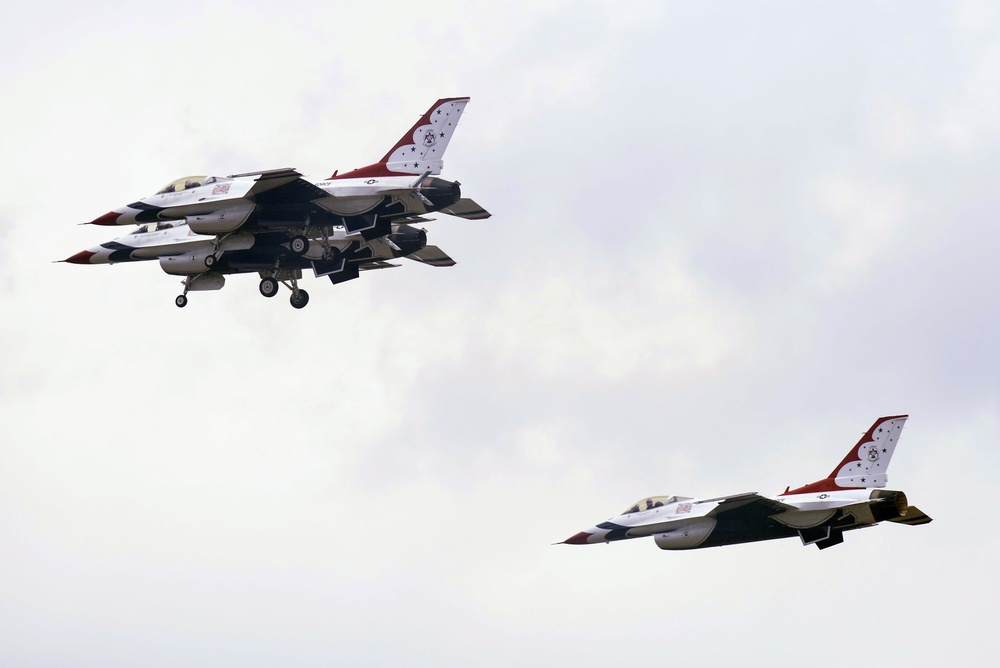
[[562, 415, 931, 551], [63, 98, 490, 308]]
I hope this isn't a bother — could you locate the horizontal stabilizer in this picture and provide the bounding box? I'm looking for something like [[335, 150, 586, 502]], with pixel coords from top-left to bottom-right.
[[441, 198, 491, 220], [407, 245, 456, 267], [888, 507, 933, 525], [359, 261, 401, 271]]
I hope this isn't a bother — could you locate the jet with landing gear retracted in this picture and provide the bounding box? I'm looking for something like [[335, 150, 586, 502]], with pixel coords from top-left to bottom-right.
[[62, 97, 490, 308], [561, 415, 931, 551]]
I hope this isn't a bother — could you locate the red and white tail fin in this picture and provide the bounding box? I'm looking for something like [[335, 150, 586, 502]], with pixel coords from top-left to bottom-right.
[[332, 97, 470, 179], [784, 415, 908, 495]]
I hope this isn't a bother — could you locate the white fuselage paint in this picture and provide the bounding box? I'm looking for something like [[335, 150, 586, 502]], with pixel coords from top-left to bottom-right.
[[576, 489, 878, 546], [110, 175, 426, 227], [78, 221, 395, 268]]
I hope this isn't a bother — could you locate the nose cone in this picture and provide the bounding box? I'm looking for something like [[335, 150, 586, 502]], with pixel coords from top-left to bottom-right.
[[561, 531, 594, 545], [62, 249, 97, 264], [87, 210, 122, 226]]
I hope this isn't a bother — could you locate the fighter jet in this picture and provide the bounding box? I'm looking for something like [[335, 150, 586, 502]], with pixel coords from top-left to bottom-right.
[[562, 415, 931, 551], [62, 97, 489, 308]]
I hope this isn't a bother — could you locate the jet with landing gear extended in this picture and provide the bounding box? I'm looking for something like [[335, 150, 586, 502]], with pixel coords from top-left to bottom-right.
[[62, 97, 489, 307], [561, 415, 931, 551], [63, 218, 458, 308]]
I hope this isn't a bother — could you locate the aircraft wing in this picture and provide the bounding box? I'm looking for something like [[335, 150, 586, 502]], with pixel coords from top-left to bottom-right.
[[240, 169, 332, 211], [406, 245, 456, 267], [623, 493, 795, 537], [705, 492, 797, 516], [441, 198, 491, 220]]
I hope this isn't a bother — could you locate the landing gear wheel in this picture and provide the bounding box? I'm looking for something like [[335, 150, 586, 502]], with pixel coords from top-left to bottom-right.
[[289, 235, 309, 256], [259, 276, 279, 298], [175, 295, 188, 308], [290, 289, 310, 309], [204, 254, 216, 268], [325, 247, 342, 263]]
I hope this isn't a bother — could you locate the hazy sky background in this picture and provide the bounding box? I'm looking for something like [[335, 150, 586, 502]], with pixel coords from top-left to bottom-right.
[[1, 1, 998, 665]]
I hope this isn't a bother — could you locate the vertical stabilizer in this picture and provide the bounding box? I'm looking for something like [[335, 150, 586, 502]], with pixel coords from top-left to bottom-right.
[[332, 98, 470, 179], [784, 415, 908, 494]]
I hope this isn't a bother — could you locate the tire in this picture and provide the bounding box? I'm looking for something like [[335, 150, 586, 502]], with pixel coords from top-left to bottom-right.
[[290, 289, 310, 309], [259, 277, 279, 298], [204, 254, 216, 268], [175, 295, 188, 308], [325, 247, 342, 263], [289, 235, 309, 256]]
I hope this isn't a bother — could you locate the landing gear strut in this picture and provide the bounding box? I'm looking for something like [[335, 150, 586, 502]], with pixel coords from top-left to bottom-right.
[[176, 276, 191, 308], [260, 267, 311, 308]]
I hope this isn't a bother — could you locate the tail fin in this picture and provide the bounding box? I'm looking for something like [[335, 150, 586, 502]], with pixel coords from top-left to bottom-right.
[[332, 98, 470, 179], [784, 415, 908, 495]]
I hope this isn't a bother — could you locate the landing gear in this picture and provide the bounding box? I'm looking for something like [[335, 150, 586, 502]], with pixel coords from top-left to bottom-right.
[[204, 254, 216, 268], [259, 276, 279, 298], [290, 289, 310, 309], [174, 272, 224, 307], [289, 235, 309, 256], [260, 266, 311, 308]]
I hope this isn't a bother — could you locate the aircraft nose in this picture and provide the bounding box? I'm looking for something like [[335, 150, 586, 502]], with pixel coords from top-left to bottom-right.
[[561, 531, 594, 545], [62, 250, 97, 264], [86, 210, 122, 225]]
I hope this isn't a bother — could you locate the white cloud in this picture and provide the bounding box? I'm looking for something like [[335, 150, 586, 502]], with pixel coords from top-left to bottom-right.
[[810, 173, 910, 285], [487, 258, 744, 379]]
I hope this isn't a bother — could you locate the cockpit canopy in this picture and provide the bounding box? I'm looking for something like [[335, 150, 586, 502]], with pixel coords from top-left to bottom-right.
[[156, 175, 225, 194], [622, 495, 694, 514], [130, 221, 179, 235]]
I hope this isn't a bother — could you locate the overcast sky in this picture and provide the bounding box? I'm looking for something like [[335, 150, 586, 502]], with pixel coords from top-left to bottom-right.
[[1, 1, 998, 666]]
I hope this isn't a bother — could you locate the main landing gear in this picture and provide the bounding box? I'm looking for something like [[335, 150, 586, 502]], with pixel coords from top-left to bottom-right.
[[259, 270, 310, 308], [289, 289, 309, 309], [289, 234, 309, 256], [259, 276, 279, 298]]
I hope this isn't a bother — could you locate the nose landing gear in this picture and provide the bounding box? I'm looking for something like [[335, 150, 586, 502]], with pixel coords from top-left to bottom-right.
[[174, 272, 225, 307]]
